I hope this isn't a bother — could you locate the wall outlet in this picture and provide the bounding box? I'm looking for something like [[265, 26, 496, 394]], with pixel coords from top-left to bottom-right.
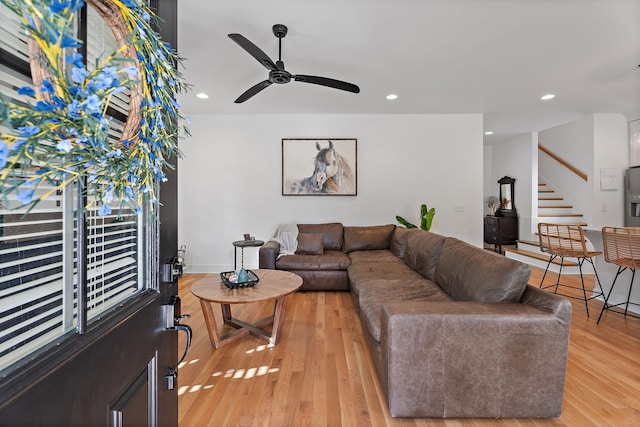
[[454, 204, 465, 212]]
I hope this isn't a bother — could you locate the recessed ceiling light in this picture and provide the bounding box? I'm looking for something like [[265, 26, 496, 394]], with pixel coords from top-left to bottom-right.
[[540, 93, 555, 101], [484, 131, 494, 135], [196, 92, 209, 99], [386, 94, 398, 100]]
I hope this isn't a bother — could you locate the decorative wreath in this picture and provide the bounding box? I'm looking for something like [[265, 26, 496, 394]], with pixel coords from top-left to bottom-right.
[[0, 0, 189, 215]]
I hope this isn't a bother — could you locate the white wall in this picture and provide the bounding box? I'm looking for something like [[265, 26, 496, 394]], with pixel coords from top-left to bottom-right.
[[485, 133, 537, 239], [178, 114, 484, 272], [590, 114, 628, 229]]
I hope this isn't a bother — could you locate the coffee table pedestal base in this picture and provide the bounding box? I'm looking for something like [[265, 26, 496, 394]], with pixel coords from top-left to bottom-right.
[[200, 296, 289, 349]]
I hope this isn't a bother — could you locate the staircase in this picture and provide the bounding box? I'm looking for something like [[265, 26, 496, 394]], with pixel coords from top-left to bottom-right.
[[504, 181, 590, 274], [536, 182, 587, 225]]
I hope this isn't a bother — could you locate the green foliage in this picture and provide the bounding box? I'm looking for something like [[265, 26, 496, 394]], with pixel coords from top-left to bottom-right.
[[396, 203, 436, 231]]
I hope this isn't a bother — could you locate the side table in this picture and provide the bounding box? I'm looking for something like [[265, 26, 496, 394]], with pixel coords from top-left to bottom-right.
[[232, 239, 265, 269]]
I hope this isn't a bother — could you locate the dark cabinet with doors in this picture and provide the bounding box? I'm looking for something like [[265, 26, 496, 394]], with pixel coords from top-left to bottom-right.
[[485, 176, 519, 253], [484, 215, 519, 253]]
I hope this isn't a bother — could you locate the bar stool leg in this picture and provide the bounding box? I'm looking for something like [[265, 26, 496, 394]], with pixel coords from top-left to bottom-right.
[[578, 257, 590, 318], [623, 269, 636, 316], [597, 266, 624, 324], [539, 255, 555, 289]]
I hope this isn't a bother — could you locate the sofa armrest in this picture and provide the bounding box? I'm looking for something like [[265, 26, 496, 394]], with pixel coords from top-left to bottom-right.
[[259, 241, 280, 269], [380, 299, 571, 418], [520, 284, 572, 323]]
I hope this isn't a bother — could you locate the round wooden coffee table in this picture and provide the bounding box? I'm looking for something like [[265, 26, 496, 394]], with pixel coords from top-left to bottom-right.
[[191, 269, 303, 349]]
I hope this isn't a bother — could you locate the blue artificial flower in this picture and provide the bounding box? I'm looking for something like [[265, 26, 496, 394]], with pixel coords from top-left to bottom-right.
[[56, 139, 73, 153], [66, 52, 84, 68], [0, 141, 8, 168], [35, 101, 55, 112], [12, 139, 26, 150], [17, 86, 36, 96], [49, 0, 67, 13], [124, 186, 135, 200], [106, 149, 123, 158], [142, 11, 150, 21], [60, 34, 81, 49], [17, 188, 35, 205], [121, 0, 138, 8], [17, 126, 40, 137], [102, 190, 114, 204], [71, 66, 87, 84], [84, 94, 102, 113], [98, 203, 112, 216], [68, 99, 82, 118], [41, 80, 55, 94]]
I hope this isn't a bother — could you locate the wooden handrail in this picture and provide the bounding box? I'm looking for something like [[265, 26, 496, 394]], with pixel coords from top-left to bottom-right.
[[538, 145, 588, 181]]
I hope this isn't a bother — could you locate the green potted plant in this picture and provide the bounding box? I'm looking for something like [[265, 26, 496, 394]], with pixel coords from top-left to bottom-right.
[[396, 203, 436, 231]]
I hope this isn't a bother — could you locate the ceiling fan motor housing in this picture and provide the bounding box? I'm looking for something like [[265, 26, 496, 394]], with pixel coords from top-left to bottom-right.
[[269, 70, 292, 84]]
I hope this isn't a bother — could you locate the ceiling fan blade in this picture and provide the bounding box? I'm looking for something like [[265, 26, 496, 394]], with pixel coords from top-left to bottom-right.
[[294, 75, 360, 94], [234, 80, 273, 103], [228, 33, 277, 71]]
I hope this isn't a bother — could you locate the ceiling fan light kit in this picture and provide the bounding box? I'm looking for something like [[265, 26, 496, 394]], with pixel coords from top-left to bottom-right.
[[228, 24, 360, 103]]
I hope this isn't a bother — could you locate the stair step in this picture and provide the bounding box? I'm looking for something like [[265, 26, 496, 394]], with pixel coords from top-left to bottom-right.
[[504, 248, 579, 267], [538, 205, 573, 209], [538, 189, 555, 193], [518, 239, 541, 246], [539, 197, 564, 201], [538, 183, 547, 186], [538, 213, 584, 217]]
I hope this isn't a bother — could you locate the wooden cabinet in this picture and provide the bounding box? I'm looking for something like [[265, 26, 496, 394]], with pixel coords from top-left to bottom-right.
[[484, 216, 518, 253]]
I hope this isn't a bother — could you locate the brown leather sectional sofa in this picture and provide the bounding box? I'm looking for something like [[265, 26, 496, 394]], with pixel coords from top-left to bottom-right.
[[259, 223, 572, 418]]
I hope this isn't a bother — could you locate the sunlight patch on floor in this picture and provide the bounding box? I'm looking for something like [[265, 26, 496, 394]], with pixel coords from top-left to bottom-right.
[[244, 344, 274, 354], [177, 384, 215, 396], [178, 358, 200, 369], [212, 366, 280, 380]]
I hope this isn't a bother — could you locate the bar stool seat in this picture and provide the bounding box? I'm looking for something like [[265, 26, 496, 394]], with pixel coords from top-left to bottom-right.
[[537, 223, 605, 318], [597, 226, 640, 324]]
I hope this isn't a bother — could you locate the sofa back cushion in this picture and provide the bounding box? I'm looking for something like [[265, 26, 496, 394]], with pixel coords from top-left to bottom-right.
[[296, 233, 324, 255], [298, 223, 344, 250], [343, 224, 396, 253], [403, 231, 446, 281], [390, 227, 421, 258], [435, 238, 531, 303]]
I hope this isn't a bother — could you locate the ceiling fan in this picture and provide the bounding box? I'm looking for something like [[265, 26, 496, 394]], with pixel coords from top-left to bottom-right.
[[228, 24, 360, 103]]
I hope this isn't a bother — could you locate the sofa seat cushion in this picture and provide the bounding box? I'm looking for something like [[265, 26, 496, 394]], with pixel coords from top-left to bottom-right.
[[358, 280, 452, 342], [276, 250, 351, 271], [435, 238, 531, 303], [349, 249, 400, 264], [348, 260, 424, 297]]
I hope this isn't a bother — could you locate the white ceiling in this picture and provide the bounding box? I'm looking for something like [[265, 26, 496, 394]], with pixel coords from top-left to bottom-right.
[[177, 0, 640, 142]]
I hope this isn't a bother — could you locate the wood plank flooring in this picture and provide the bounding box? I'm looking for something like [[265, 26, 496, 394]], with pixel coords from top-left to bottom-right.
[[177, 269, 640, 426]]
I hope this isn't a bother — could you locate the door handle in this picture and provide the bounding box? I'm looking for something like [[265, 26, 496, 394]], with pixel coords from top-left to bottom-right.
[[164, 295, 192, 390]]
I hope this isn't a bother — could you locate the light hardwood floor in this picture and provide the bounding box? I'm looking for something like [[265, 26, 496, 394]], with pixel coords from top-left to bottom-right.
[[177, 269, 640, 427]]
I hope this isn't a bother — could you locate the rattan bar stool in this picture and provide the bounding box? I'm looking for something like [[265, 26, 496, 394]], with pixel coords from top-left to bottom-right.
[[538, 223, 605, 318], [597, 227, 640, 324]]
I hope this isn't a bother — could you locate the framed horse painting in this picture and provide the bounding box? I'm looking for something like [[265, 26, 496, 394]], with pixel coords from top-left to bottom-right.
[[282, 138, 358, 196]]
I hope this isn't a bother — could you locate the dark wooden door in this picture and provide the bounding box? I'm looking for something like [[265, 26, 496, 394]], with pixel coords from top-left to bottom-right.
[[0, 1, 182, 426]]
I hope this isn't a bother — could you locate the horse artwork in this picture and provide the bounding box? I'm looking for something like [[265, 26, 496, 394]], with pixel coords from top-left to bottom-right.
[[282, 139, 357, 195]]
